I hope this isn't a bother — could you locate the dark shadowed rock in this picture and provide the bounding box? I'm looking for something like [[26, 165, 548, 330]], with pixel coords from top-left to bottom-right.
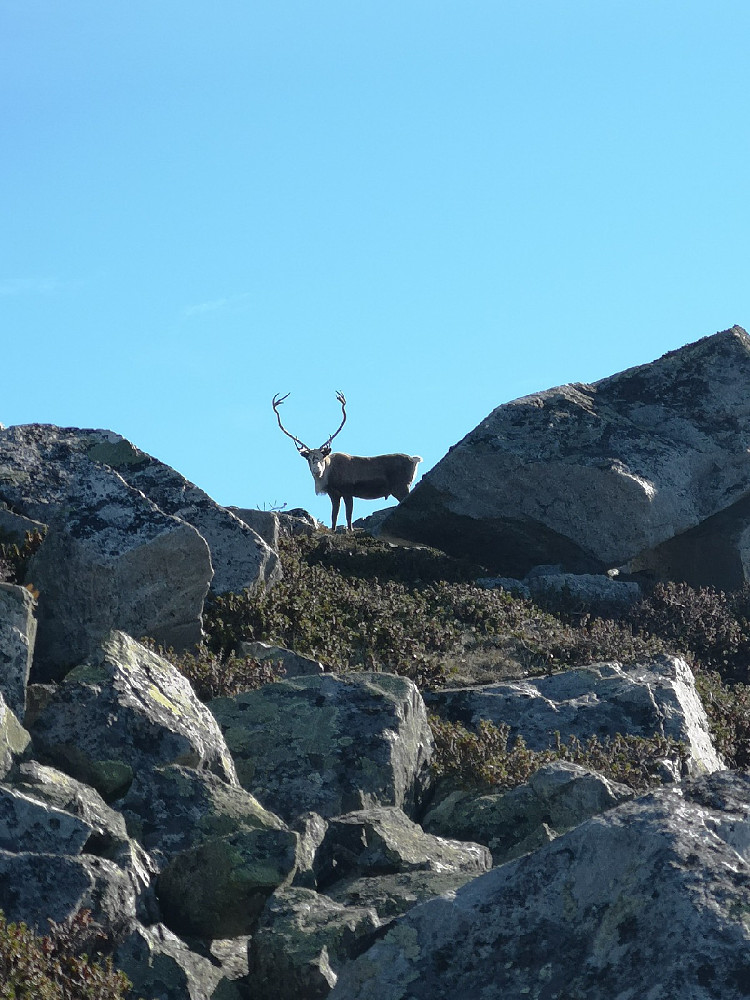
[[120, 762, 285, 867], [380, 327, 750, 585], [156, 826, 300, 938], [0, 583, 36, 718], [0, 851, 136, 937], [331, 770, 750, 1000], [0, 506, 45, 542], [210, 673, 434, 824], [115, 922, 248, 1000]]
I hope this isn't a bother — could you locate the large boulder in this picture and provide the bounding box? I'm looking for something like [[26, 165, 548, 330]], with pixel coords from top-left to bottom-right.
[[330, 770, 750, 1000], [0, 425, 211, 678], [0, 424, 280, 681], [426, 654, 723, 777], [26, 631, 237, 800], [87, 437, 281, 595], [210, 673, 434, 824], [379, 326, 750, 585]]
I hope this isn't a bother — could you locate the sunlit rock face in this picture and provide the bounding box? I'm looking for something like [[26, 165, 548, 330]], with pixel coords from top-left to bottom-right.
[[0, 423, 280, 680], [381, 326, 750, 585]]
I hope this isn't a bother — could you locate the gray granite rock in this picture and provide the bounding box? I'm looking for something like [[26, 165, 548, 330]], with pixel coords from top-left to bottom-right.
[[210, 673, 434, 824], [380, 326, 750, 587], [330, 770, 750, 1000]]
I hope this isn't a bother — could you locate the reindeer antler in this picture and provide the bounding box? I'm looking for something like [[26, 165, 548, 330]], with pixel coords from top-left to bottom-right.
[[272, 393, 309, 452], [322, 391, 347, 450]]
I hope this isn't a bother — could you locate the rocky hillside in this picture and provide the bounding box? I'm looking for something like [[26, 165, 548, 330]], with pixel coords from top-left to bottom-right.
[[2, 327, 750, 998]]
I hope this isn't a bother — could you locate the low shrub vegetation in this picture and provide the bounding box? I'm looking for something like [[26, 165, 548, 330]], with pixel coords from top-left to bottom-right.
[[141, 639, 284, 701], [203, 534, 673, 686], [0, 909, 135, 1000], [0, 530, 45, 586], [194, 530, 750, 783], [430, 715, 689, 792]]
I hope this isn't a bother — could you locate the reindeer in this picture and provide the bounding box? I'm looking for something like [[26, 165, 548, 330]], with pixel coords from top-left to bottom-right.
[[272, 391, 422, 531]]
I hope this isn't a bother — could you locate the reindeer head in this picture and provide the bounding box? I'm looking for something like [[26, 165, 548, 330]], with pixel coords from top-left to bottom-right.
[[272, 391, 346, 485]]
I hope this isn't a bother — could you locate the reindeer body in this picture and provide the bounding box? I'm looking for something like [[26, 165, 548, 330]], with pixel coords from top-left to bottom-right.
[[304, 450, 422, 530], [272, 391, 422, 531]]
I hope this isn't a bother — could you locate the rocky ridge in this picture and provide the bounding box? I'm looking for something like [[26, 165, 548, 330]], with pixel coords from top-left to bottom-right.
[[1, 328, 750, 998]]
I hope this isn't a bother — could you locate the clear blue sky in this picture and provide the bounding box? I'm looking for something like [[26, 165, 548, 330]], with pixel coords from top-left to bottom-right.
[[3, 2, 749, 523]]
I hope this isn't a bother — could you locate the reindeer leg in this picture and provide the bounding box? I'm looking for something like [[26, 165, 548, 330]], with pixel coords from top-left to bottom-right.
[[344, 495, 354, 531], [330, 495, 341, 531]]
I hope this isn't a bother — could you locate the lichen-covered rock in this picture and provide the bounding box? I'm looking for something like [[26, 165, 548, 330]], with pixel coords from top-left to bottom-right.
[[11, 761, 130, 848], [0, 583, 36, 718], [426, 654, 723, 776], [330, 770, 750, 1000], [0, 784, 94, 855], [120, 763, 285, 866], [248, 886, 382, 1000], [94, 443, 281, 595], [423, 761, 632, 865], [292, 813, 329, 892], [0, 424, 282, 681], [314, 807, 491, 890], [114, 922, 248, 1000], [0, 424, 214, 680], [27, 631, 237, 800], [227, 507, 280, 550], [210, 673, 434, 824], [156, 827, 300, 938], [380, 326, 750, 586], [0, 851, 136, 937]]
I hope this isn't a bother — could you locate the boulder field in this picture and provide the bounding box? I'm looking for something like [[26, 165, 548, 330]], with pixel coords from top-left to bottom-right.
[[2, 326, 750, 998]]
